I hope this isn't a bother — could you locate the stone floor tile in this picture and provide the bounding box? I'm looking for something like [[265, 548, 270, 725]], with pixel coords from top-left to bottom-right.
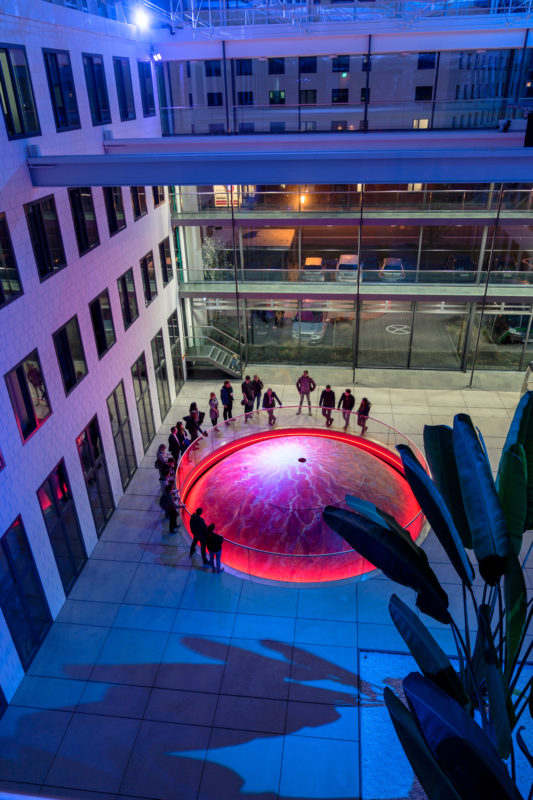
[[180, 569, 242, 614], [113, 604, 177, 632], [28, 623, 110, 681], [56, 600, 120, 627], [68, 560, 138, 604], [288, 642, 358, 705], [296, 582, 357, 621], [100, 510, 159, 544], [237, 581, 298, 618], [144, 687, 217, 727], [44, 713, 140, 794], [220, 637, 292, 700], [214, 694, 287, 735], [294, 617, 357, 647], [286, 699, 359, 741], [232, 613, 295, 643], [0, 707, 72, 783], [123, 563, 189, 608], [77, 682, 150, 718], [90, 627, 169, 686], [155, 634, 230, 693], [89, 541, 145, 562], [172, 608, 235, 638], [12, 676, 86, 712], [280, 734, 359, 799]]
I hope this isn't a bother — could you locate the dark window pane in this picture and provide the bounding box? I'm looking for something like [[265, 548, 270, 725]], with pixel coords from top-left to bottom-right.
[[159, 237, 173, 286], [237, 91, 254, 106], [300, 90, 316, 104], [269, 90, 285, 105], [25, 195, 66, 280], [68, 188, 99, 256], [53, 315, 87, 394], [76, 417, 114, 536], [207, 92, 223, 107], [113, 56, 135, 121], [268, 58, 285, 75], [152, 186, 165, 207], [5, 350, 51, 442], [418, 52, 436, 70], [131, 187, 147, 220], [205, 60, 221, 77], [103, 187, 126, 235], [299, 57, 317, 73], [131, 353, 155, 451], [117, 268, 139, 329], [43, 50, 80, 131], [137, 60, 155, 116], [332, 55, 350, 73], [89, 289, 116, 358], [0, 213, 23, 307], [0, 46, 40, 138], [151, 329, 170, 419], [82, 53, 111, 125], [107, 382, 137, 491], [140, 251, 157, 305], [235, 59, 252, 76], [332, 88, 348, 103], [415, 85, 433, 101]]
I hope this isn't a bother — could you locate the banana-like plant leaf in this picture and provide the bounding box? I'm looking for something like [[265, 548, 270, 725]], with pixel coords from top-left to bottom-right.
[[452, 414, 509, 584], [477, 605, 515, 759], [345, 494, 388, 529], [384, 688, 462, 800], [323, 505, 450, 624], [504, 554, 527, 681], [397, 444, 475, 587], [499, 391, 533, 529], [497, 444, 528, 557], [389, 594, 469, 707], [403, 672, 523, 800], [424, 425, 472, 549]]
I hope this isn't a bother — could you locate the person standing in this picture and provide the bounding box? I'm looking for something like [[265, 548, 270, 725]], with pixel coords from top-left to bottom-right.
[[338, 388, 356, 429], [206, 522, 224, 573], [296, 370, 316, 415], [241, 375, 254, 422], [189, 507, 210, 566], [175, 421, 190, 454], [251, 374, 264, 410], [159, 484, 181, 533], [221, 380, 234, 424], [168, 426, 181, 462], [357, 396, 372, 435], [184, 405, 208, 442], [209, 392, 219, 427], [262, 387, 282, 425], [319, 384, 336, 427]]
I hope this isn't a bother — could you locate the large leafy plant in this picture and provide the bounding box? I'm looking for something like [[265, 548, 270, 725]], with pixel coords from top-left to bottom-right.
[[323, 392, 533, 800]]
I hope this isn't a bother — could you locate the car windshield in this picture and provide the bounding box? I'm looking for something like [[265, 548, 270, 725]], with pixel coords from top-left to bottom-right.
[[304, 263, 322, 270], [297, 311, 324, 323], [339, 263, 356, 271]]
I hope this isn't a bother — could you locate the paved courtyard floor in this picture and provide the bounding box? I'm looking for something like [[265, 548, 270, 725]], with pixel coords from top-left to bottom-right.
[[0, 378, 531, 800]]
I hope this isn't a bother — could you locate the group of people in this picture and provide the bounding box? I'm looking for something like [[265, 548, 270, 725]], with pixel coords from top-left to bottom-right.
[[189, 507, 224, 573]]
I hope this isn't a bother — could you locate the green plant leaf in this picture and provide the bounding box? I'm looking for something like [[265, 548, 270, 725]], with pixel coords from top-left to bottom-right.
[[453, 414, 509, 584], [384, 688, 462, 800], [504, 554, 527, 682], [389, 594, 469, 707], [499, 391, 533, 529], [423, 425, 473, 549], [403, 672, 523, 800], [477, 605, 515, 759], [323, 505, 450, 624], [397, 444, 475, 586], [497, 444, 528, 556]]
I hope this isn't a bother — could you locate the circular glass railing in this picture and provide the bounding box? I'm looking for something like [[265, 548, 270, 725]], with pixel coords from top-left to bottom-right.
[[176, 405, 427, 584]]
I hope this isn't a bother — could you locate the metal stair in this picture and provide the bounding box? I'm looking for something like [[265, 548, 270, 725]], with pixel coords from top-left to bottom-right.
[[184, 329, 242, 377]]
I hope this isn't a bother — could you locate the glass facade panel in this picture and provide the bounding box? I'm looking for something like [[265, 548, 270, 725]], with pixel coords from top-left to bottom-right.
[[410, 302, 469, 369], [159, 237, 173, 285], [168, 310, 184, 393], [68, 188, 99, 256], [53, 315, 88, 394], [82, 53, 111, 125], [89, 289, 116, 357], [5, 350, 51, 442], [107, 381, 137, 490], [140, 250, 157, 305], [117, 268, 139, 329], [25, 195, 66, 280], [131, 353, 155, 451], [131, 187, 147, 220], [76, 416, 114, 535], [113, 56, 135, 121], [103, 187, 126, 235], [0, 212, 23, 307], [43, 49, 80, 131], [138, 60, 155, 117], [0, 45, 40, 138], [151, 329, 171, 419]]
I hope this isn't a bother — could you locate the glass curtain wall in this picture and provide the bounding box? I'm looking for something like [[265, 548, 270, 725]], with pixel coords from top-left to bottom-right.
[[76, 416, 114, 535], [107, 381, 137, 490], [151, 329, 171, 420], [131, 353, 156, 450]]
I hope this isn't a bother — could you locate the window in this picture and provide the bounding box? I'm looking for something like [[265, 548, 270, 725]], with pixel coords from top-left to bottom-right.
[[205, 60, 221, 77], [301, 120, 316, 132], [332, 88, 349, 103], [113, 56, 135, 121], [270, 121, 285, 133], [415, 86, 433, 101], [131, 186, 147, 220], [413, 118, 429, 129], [237, 91, 254, 106], [5, 350, 51, 442], [68, 188, 100, 256], [37, 461, 87, 594], [131, 353, 155, 451], [0, 517, 51, 669], [117, 268, 139, 330], [268, 58, 285, 75], [207, 92, 223, 107], [360, 88, 369, 103], [43, 49, 80, 133], [236, 59, 252, 76], [159, 237, 173, 286], [140, 251, 157, 305], [89, 289, 116, 358], [362, 55, 372, 72], [76, 417, 114, 535], [152, 186, 165, 207], [331, 120, 348, 131], [168, 310, 184, 393], [151, 329, 171, 419], [25, 195, 66, 280], [0, 213, 23, 308], [107, 381, 137, 490], [53, 315, 87, 394], [103, 187, 126, 235], [300, 57, 317, 74], [239, 122, 254, 133], [300, 89, 317, 104], [332, 55, 350, 73], [0, 45, 40, 138], [209, 123, 225, 134], [137, 60, 155, 116], [269, 90, 285, 105], [418, 52, 436, 70], [82, 53, 111, 125]]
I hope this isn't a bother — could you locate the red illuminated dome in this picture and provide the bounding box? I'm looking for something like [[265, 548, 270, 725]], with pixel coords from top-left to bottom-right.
[[180, 427, 424, 583]]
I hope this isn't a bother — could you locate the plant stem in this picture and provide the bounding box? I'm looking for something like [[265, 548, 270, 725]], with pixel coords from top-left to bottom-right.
[[497, 580, 504, 666], [451, 618, 486, 725], [510, 637, 533, 694], [513, 676, 533, 716], [463, 583, 471, 657]]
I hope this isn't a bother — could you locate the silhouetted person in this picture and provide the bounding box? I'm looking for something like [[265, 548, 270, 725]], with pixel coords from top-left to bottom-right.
[[189, 507, 210, 566], [319, 384, 335, 427], [338, 388, 355, 429]]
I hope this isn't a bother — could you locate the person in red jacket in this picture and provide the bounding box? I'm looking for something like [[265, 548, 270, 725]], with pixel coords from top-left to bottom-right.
[[338, 388, 355, 429]]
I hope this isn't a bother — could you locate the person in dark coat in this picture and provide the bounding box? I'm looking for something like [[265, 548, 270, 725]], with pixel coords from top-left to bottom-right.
[[357, 397, 372, 435], [221, 380, 234, 424], [206, 522, 224, 573], [159, 484, 180, 533], [184, 406, 208, 442], [168, 426, 181, 462], [251, 375, 264, 410], [319, 384, 336, 427], [189, 507, 210, 566], [338, 388, 356, 429], [241, 375, 254, 422], [175, 421, 190, 454], [262, 387, 282, 425], [296, 370, 316, 415]]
